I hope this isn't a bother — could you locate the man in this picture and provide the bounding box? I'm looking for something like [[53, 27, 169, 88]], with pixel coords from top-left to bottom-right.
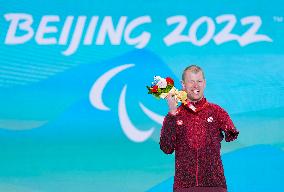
[[160, 65, 239, 192]]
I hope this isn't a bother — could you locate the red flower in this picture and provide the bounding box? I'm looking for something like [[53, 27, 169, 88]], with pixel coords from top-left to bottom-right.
[[166, 77, 174, 85], [152, 85, 158, 93]]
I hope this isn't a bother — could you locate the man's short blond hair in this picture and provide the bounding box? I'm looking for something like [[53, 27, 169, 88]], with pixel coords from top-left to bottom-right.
[[182, 65, 205, 81]]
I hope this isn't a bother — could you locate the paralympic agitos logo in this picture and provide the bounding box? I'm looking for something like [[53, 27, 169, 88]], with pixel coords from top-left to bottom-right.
[[2, 13, 272, 56], [89, 64, 164, 143]]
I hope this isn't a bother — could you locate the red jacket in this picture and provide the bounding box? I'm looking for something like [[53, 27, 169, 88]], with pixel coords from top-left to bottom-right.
[[160, 98, 239, 192]]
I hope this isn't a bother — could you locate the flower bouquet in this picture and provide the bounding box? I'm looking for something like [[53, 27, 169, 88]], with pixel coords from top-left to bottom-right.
[[146, 76, 187, 105]]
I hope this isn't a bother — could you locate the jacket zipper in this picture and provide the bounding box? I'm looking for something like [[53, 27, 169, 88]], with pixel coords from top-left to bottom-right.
[[196, 148, 199, 186]]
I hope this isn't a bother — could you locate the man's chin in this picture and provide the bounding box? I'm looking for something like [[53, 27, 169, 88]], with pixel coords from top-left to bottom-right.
[[188, 95, 203, 102]]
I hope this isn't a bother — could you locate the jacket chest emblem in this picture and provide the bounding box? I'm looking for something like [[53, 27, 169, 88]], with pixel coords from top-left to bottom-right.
[[176, 120, 183, 125], [207, 116, 213, 123]]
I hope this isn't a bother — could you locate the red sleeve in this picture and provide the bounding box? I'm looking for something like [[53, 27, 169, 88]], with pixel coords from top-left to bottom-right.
[[216, 106, 239, 142], [159, 113, 177, 154]]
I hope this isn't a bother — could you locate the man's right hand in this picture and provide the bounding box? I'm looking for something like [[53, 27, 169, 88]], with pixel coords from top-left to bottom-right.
[[166, 94, 178, 115]]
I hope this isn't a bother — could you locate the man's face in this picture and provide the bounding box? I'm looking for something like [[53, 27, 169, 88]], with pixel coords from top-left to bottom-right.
[[182, 70, 206, 102]]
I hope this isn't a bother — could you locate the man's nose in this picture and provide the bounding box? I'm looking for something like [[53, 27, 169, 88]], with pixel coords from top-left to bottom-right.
[[193, 82, 198, 87]]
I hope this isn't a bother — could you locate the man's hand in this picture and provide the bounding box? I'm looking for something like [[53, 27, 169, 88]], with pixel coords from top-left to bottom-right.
[[166, 94, 178, 115]]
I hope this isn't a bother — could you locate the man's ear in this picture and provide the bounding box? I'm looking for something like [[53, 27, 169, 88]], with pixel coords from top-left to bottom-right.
[[181, 80, 185, 90]]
